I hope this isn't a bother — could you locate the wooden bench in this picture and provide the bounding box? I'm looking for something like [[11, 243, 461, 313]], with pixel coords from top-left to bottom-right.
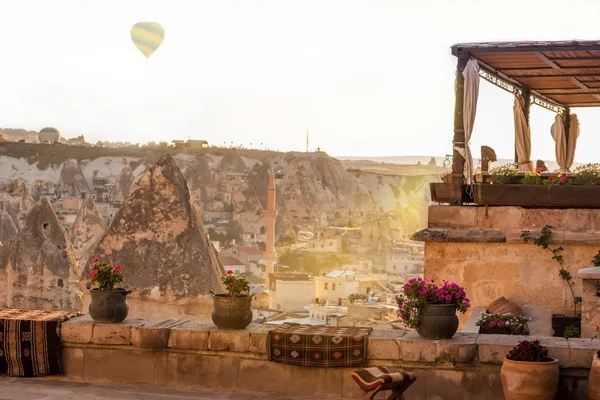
[[351, 366, 417, 399]]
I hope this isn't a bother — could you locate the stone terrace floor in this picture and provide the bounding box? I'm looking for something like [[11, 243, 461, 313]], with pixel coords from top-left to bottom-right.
[[0, 378, 317, 400]]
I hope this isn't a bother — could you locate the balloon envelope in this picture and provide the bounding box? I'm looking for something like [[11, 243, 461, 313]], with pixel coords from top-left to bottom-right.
[[131, 22, 165, 59]]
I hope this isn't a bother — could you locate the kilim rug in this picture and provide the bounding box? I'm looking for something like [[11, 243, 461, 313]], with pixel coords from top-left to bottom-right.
[[0, 309, 80, 377], [268, 323, 372, 367]]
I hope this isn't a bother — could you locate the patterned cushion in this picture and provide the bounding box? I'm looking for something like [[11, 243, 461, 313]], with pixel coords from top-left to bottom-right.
[[351, 366, 416, 391]]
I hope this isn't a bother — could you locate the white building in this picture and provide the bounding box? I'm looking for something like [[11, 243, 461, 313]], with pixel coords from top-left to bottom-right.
[[386, 249, 424, 275], [314, 270, 381, 306], [306, 235, 343, 253], [308, 304, 347, 326], [268, 273, 315, 312], [220, 256, 247, 275]]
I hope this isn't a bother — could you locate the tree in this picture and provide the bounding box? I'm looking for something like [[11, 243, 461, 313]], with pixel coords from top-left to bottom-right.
[[277, 233, 297, 247], [208, 228, 226, 243], [226, 221, 244, 242], [278, 249, 301, 269]]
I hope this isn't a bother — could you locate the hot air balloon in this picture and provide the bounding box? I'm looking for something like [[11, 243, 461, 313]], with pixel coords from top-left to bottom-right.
[[130, 22, 165, 59]]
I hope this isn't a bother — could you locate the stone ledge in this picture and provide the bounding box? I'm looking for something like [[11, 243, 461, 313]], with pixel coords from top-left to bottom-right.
[[60, 317, 600, 369]]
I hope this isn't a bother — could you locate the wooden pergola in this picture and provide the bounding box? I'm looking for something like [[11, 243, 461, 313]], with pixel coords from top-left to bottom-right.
[[449, 40, 600, 205]]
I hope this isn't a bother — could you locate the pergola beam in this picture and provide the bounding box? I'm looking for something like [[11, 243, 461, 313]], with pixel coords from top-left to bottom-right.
[[453, 44, 600, 56]]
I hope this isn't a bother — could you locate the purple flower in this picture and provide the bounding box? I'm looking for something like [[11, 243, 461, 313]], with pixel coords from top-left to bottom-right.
[[445, 295, 452, 301]]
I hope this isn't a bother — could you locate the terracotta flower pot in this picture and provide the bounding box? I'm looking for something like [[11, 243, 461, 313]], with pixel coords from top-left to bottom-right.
[[416, 304, 459, 340], [588, 351, 600, 400], [501, 357, 559, 400], [211, 294, 253, 330]]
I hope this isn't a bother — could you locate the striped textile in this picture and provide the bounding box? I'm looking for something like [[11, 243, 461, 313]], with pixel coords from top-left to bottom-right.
[[0, 309, 79, 377], [351, 366, 416, 391], [268, 323, 372, 367]]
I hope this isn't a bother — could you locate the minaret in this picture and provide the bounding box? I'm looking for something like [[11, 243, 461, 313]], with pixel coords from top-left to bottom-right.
[[265, 168, 278, 289]]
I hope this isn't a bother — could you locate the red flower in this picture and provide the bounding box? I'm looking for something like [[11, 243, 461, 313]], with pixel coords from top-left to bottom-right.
[[559, 176, 567, 183], [227, 270, 234, 275], [92, 257, 99, 263], [90, 269, 98, 279], [232, 281, 237, 285], [536, 169, 541, 175], [114, 265, 122, 272]]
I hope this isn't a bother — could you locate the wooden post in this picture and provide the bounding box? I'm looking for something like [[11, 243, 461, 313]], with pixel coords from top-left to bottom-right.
[[515, 88, 531, 163], [450, 54, 470, 205]]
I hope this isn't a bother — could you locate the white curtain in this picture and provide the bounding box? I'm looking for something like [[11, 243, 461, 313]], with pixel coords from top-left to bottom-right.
[[514, 95, 534, 172], [551, 113, 579, 172], [455, 57, 479, 185], [551, 114, 567, 171], [566, 114, 579, 170]]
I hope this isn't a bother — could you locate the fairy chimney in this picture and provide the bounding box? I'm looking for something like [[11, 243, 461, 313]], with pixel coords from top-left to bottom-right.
[[82, 154, 225, 318], [0, 198, 82, 311], [70, 198, 107, 265]]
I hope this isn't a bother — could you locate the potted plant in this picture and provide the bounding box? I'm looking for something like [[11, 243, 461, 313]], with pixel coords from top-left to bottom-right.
[[501, 340, 559, 400], [211, 270, 253, 330], [489, 163, 517, 184], [396, 278, 470, 339], [88, 257, 131, 323], [572, 163, 600, 185], [589, 325, 600, 400], [521, 225, 582, 337], [521, 170, 542, 185], [476, 312, 531, 335]]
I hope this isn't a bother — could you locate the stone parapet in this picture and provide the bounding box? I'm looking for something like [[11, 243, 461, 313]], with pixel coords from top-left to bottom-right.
[[60, 316, 599, 399]]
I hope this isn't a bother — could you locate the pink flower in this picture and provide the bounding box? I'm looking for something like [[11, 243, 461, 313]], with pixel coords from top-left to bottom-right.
[[90, 269, 98, 279], [490, 320, 497, 327], [445, 295, 452, 301], [559, 176, 567, 183], [419, 288, 427, 295], [92, 257, 99, 263], [114, 265, 122, 272], [497, 320, 505, 327], [438, 295, 444, 301]]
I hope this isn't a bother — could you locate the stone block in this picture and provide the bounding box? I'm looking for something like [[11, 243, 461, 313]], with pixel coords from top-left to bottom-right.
[[436, 333, 478, 363], [60, 315, 94, 344], [83, 348, 156, 384], [367, 329, 404, 360], [163, 352, 242, 389], [568, 338, 600, 368], [60, 347, 85, 380], [208, 329, 250, 352], [428, 206, 478, 229], [248, 324, 276, 354], [91, 320, 142, 345], [397, 330, 437, 362], [519, 209, 568, 231], [538, 337, 570, 366], [566, 210, 595, 233], [581, 279, 600, 338], [131, 319, 186, 349], [237, 357, 345, 398], [477, 334, 529, 364], [168, 321, 214, 350], [477, 206, 522, 230], [563, 232, 600, 245], [448, 229, 506, 243]]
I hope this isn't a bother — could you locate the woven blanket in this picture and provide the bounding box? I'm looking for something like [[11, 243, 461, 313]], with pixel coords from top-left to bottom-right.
[[268, 323, 372, 367], [0, 309, 80, 377]]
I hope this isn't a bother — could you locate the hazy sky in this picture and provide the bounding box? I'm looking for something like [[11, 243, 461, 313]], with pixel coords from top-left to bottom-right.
[[2, 1, 600, 162]]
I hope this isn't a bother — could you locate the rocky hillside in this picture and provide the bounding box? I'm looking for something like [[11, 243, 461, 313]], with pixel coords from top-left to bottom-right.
[[0, 142, 445, 235]]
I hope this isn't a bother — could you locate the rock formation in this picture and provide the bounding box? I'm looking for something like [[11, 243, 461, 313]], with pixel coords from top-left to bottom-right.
[[70, 198, 106, 265], [82, 154, 225, 318], [108, 166, 135, 203], [218, 151, 247, 174], [59, 160, 90, 194], [0, 198, 82, 311], [0, 206, 18, 242]]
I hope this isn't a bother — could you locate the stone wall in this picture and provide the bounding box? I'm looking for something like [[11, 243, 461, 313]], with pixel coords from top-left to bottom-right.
[[418, 206, 600, 336], [60, 316, 599, 399]]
